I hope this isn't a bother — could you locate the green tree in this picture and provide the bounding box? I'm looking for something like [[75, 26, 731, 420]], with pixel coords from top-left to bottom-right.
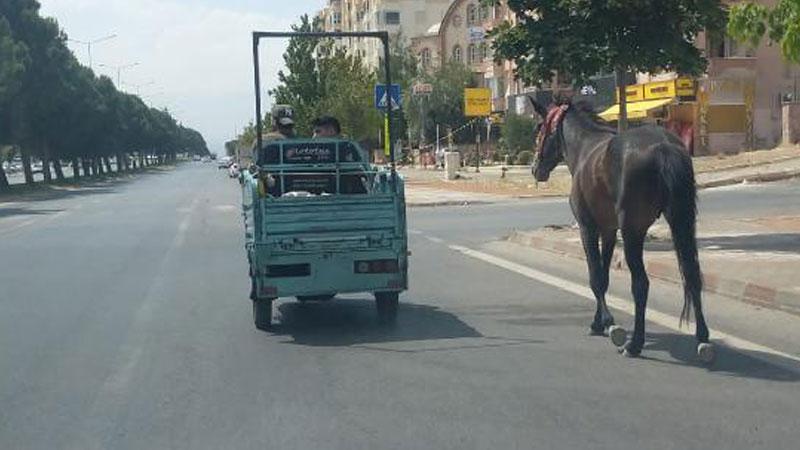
[[269, 15, 322, 135], [500, 113, 537, 159], [407, 61, 476, 145], [0, 16, 28, 187], [268, 16, 382, 144], [728, 1, 800, 63], [487, 0, 726, 131]]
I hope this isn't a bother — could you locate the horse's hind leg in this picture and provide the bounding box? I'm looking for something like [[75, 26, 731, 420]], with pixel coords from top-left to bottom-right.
[[600, 230, 626, 346], [621, 230, 648, 357], [579, 225, 617, 336]]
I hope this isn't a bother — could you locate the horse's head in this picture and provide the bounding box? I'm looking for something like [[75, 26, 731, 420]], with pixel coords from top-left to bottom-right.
[[529, 97, 568, 182]]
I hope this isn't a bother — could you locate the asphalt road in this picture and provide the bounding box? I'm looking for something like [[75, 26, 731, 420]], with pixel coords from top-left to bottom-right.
[[1, 164, 798, 449]]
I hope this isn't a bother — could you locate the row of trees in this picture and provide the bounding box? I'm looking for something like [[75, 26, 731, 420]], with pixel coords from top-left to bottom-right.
[[0, 0, 208, 190]]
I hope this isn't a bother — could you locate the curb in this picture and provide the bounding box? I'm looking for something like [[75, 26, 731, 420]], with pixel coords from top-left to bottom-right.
[[508, 230, 800, 317], [697, 168, 800, 189], [407, 200, 494, 208]]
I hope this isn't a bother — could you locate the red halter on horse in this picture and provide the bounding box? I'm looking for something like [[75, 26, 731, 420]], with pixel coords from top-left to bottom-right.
[[536, 104, 569, 156]]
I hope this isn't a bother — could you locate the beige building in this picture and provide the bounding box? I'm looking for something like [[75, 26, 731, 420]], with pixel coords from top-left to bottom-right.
[[411, 1, 520, 113], [552, 0, 798, 154], [319, 0, 452, 67], [698, 8, 800, 151], [615, 0, 800, 154]]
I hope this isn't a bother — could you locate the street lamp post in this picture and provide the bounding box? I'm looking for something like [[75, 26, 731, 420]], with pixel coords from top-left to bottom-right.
[[99, 62, 140, 87], [125, 81, 155, 96], [68, 34, 117, 70]]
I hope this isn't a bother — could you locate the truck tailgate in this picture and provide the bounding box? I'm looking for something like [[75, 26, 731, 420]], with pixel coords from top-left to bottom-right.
[[260, 194, 403, 252]]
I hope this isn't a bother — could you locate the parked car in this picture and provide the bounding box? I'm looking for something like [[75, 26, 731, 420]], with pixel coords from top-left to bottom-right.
[[202, 156, 212, 163], [218, 156, 233, 169], [193, 155, 201, 162]]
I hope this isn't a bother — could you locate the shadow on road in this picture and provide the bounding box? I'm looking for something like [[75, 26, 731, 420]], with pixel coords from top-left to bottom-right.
[[271, 296, 482, 347], [641, 332, 800, 382], [0, 207, 64, 219], [0, 169, 172, 205], [645, 233, 800, 255]]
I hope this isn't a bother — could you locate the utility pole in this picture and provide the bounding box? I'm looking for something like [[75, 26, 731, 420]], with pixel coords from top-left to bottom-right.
[[474, 120, 481, 173], [68, 33, 116, 70]]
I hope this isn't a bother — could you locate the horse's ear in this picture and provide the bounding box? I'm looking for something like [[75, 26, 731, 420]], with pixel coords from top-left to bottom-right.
[[528, 96, 548, 119]]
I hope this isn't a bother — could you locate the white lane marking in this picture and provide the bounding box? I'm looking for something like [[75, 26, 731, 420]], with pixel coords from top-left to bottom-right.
[[173, 198, 199, 247], [425, 235, 445, 244], [0, 218, 37, 234], [0, 204, 81, 236], [448, 244, 800, 370]]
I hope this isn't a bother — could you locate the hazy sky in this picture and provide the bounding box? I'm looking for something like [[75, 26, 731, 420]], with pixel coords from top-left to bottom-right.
[[40, 0, 327, 152]]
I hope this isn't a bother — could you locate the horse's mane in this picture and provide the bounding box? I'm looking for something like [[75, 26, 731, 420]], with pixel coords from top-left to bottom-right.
[[564, 100, 616, 134]]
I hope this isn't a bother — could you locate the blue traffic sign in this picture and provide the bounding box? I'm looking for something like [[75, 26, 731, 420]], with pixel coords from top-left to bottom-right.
[[375, 84, 402, 110]]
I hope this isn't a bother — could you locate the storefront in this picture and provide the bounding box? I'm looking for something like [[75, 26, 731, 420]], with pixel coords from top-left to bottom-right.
[[599, 78, 698, 153]]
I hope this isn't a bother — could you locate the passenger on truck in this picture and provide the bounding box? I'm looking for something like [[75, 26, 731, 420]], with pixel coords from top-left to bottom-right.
[[312, 115, 341, 138]]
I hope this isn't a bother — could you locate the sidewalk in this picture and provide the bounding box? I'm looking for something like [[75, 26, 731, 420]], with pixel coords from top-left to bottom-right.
[[507, 216, 800, 316], [405, 186, 510, 207], [401, 145, 800, 199]]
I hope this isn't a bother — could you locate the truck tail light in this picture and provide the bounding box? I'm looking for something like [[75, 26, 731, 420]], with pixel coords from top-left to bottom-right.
[[354, 259, 399, 274], [259, 286, 278, 296]]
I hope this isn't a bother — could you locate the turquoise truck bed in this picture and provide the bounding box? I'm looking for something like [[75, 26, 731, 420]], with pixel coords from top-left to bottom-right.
[[241, 139, 408, 301]]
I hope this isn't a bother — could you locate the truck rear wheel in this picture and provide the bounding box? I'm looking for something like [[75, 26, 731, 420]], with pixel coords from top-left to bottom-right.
[[375, 292, 399, 323], [253, 298, 274, 330]]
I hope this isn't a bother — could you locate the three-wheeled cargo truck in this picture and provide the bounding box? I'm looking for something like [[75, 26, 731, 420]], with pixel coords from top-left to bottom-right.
[[243, 31, 408, 330]]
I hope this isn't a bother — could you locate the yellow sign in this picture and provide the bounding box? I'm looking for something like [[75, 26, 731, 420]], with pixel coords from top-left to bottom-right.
[[644, 80, 676, 100], [616, 84, 645, 103], [384, 116, 390, 157], [675, 78, 695, 97], [464, 88, 492, 117]]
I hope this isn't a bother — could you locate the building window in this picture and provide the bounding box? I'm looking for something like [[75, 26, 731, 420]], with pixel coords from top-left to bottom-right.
[[385, 11, 400, 25], [709, 35, 755, 58], [421, 48, 432, 67], [480, 4, 489, 21], [468, 44, 479, 64], [452, 45, 462, 63], [332, 12, 341, 25], [467, 4, 477, 25], [482, 43, 490, 61]]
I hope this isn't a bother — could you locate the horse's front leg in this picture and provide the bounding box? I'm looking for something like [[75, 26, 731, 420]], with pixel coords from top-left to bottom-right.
[[579, 225, 617, 337]]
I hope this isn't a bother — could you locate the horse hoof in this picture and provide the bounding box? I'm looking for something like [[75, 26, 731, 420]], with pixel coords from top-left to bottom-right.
[[697, 343, 716, 364], [588, 327, 605, 336], [622, 348, 641, 358], [607, 325, 627, 347]]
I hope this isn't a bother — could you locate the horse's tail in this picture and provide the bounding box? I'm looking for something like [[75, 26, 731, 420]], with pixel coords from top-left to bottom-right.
[[654, 143, 703, 326]]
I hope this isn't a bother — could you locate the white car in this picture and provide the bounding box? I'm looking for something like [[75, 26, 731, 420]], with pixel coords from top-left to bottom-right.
[[218, 157, 233, 169]]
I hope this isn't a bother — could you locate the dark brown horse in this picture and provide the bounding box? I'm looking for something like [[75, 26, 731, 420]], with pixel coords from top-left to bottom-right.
[[530, 98, 714, 362]]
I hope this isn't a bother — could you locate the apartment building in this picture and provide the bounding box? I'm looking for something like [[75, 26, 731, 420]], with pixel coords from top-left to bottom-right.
[[319, 0, 452, 67], [410, 1, 520, 113]]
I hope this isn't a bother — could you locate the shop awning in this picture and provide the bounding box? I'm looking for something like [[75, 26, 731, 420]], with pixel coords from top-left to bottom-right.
[[598, 98, 674, 122]]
